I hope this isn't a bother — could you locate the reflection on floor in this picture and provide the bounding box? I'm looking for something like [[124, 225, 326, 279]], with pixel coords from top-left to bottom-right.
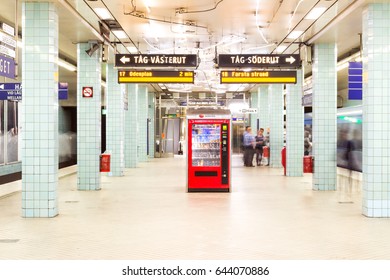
[[0, 155, 389, 260]]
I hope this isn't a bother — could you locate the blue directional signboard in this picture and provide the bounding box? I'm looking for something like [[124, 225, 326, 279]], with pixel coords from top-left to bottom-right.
[[0, 82, 69, 100], [0, 82, 21, 100]]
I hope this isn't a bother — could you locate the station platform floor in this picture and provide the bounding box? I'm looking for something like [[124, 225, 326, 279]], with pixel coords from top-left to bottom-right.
[[1, 155, 390, 260]]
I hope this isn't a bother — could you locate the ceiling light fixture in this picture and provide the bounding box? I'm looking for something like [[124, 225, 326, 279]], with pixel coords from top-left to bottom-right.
[[94, 8, 114, 20], [287, 30, 304, 39], [305, 7, 327, 20], [112, 29, 128, 39], [58, 59, 77, 72], [275, 45, 287, 53], [126, 46, 138, 53]]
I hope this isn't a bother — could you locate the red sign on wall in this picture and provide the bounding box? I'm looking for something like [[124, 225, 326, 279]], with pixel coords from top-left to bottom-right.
[[82, 86, 93, 98]]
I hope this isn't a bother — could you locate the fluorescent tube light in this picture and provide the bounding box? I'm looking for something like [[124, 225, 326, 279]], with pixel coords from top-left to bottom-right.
[[337, 110, 361, 116], [287, 30, 304, 39], [305, 7, 327, 20], [94, 8, 113, 20], [58, 59, 77, 72], [276, 45, 287, 53], [112, 29, 128, 39], [126, 46, 138, 53]]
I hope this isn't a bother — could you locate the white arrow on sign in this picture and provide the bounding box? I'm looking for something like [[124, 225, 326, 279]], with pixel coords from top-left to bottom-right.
[[120, 56, 130, 64], [286, 56, 296, 64], [0, 84, 4, 90]]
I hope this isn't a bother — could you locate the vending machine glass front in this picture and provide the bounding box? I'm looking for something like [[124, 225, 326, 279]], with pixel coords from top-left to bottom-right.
[[191, 124, 221, 167]]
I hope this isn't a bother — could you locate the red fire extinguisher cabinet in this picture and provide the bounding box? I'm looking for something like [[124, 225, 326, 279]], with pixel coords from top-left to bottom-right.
[[281, 147, 286, 175], [100, 153, 111, 172], [303, 156, 313, 173], [187, 108, 231, 192]]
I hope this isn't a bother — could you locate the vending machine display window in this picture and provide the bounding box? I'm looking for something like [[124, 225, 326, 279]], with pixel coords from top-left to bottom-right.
[[191, 124, 221, 167]]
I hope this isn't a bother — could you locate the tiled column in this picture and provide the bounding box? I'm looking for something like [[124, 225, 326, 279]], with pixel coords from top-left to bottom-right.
[[269, 84, 284, 168], [21, 2, 59, 217], [250, 92, 259, 130], [362, 3, 390, 217], [258, 85, 269, 131], [77, 43, 101, 190], [148, 92, 155, 158], [106, 64, 125, 176], [286, 69, 304, 176], [312, 43, 337, 190], [137, 85, 148, 162], [124, 84, 138, 168]]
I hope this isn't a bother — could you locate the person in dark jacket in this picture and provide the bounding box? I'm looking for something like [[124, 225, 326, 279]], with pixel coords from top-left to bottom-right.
[[255, 128, 265, 166]]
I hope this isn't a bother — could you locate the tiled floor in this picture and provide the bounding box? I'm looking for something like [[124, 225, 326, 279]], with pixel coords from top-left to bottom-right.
[[1, 155, 390, 260]]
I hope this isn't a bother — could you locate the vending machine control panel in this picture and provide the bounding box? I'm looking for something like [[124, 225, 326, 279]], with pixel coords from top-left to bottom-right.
[[221, 124, 229, 185]]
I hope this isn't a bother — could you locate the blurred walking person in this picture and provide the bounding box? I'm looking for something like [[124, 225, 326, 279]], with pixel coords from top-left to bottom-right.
[[243, 126, 255, 167]]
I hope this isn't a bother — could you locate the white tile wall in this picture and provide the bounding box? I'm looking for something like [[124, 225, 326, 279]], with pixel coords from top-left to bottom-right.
[[106, 64, 125, 176], [362, 3, 390, 217], [250, 92, 259, 130], [148, 92, 155, 158], [286, 70, 304, 176], [258, 85, 269, 131], [312, 43, 337, 191], [137, 86, 148, 162], [269, 84, 284, 168], [77, 43, 101, 190], [125, 84, 138, 168], [21, 2, 59, 217]]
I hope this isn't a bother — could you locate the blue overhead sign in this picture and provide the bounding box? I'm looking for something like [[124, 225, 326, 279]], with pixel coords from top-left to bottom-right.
[[0, 55, 15, 79], [0, 82, 21, 100]]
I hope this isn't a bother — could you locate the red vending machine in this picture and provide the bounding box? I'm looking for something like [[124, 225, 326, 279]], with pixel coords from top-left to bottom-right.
[[187, 108, 231, 192]]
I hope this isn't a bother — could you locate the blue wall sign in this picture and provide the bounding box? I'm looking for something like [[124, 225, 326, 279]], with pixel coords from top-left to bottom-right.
[[0, 82, 21, 100], [0, 55, 15, 79], [58, 82, 68, 100], [348, 62, 363, 100], [0, 82, 69, 101]]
